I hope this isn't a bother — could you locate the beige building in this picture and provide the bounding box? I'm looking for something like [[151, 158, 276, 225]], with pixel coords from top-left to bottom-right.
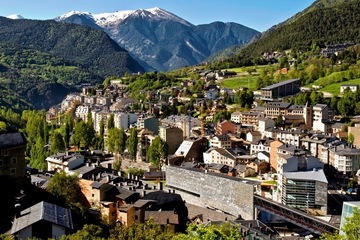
[[159, 126, 183, 154]]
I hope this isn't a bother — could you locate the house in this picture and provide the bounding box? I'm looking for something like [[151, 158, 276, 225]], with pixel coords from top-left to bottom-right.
[[246, 131, 262, 143], [216, 120, 235, 135], [203, 148, 237, 167], [257, 117, 274, 136], [328, 144, 360, 176], [0, 132, 26, 178], [250, 139, 274, 155], [340, 84, 359, 93], [170, 137, 209, 165], [231, 112, 241, 124], [312, 104, 333, 133], [234, 164, 256, 178], [204, 89, 218, 100], [209, 135, 231, 149], [46, 153, 84, 173], [11, 201, 73, 239], [137, 115, 160, 135]]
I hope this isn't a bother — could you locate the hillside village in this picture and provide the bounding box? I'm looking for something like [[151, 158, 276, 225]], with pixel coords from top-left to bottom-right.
[[2, 65, 358, 238], [1, 0, 360, 239]]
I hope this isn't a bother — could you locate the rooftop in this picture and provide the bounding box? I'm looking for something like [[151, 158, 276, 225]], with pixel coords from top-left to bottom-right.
[[11, 201, 73, 234], [284, 169, 328, 183], [0, 132, 26, 149], [261, 79, 300, 90]]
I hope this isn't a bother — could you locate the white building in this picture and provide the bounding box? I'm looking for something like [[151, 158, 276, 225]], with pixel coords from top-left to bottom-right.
[[203, 148, 237, 167], [46, 153, 84, 173], [231, 112, 241, 124], [209, 135, 232, 149], [114, 112, 138, 130], [312, 104, 333, 133], [75, 105, 90, 123]]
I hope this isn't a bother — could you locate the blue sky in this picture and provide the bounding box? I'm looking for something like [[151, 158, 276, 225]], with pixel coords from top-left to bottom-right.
[[0, 0, 315, 32]]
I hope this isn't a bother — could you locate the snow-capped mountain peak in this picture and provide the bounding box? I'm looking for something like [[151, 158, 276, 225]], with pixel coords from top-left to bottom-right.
[[56, 7, 192, 27], [6, 14, 25, 20], [55, 11, 93, 21]]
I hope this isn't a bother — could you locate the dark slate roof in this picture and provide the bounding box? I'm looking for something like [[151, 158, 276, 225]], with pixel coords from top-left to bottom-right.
[[0, 132, 26, 149], [261, 78, 300, 90], [11, 201, 73, 234], [91, 181, 104, 189], [264, 102, 292, 109]]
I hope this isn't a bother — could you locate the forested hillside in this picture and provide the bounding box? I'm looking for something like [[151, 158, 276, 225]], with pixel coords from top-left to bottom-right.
[[0, 17, 143, 76], [0, 44, 103, 110], [229, 0, 360, 66]]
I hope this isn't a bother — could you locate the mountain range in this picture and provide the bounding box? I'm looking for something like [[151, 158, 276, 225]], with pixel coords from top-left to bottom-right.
[[55, 7, 260, 72]]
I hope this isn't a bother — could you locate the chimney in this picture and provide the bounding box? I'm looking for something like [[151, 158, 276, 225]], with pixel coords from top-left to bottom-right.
[[158, 182, 163, 191], [107, 163, 112, 169], [15, 203, 21, 218]]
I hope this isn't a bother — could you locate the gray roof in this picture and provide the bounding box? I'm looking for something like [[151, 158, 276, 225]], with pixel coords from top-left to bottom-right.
[[11, 201, 73, 234], [264, 102, 292, 109], [261, 79, 300, 90], [288, 104, 305, 110], [91, 181, 104, 189], [0, 132, 26, 149], [175, 140, 194, 156], [284, 169, 328, 183], [313, 104, 328, 110]]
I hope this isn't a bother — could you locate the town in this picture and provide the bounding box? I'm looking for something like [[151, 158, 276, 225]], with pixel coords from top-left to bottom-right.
[[1, 62, 360, 239]]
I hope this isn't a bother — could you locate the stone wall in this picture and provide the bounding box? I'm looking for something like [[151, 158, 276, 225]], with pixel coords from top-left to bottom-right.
[[166, 166, 255, 220]]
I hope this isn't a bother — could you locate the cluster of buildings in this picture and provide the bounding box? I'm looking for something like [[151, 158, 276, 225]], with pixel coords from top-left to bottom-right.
[[17, 72, 360, 237]]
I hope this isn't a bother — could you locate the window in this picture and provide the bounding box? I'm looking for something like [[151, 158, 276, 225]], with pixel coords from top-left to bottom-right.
[[11, 157, 17, 165], [1, 150, 8, 156], [10, 168, 16, 175]]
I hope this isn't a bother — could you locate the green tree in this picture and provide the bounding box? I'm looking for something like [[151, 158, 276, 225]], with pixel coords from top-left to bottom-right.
[[348, 133, 355, 144], [29, 136, 47, 170], [213, 110, 231, 123], [321, 207, 360, 240], [107, 128, 120, 153], [47, 171, 86, 211], [174, 222, 241, 240], [275, 115, 285, 128], [0, 121, 6, 133], [64, 122, 70, 148], [110, 218, 176, 240], [147, 136, 168, 169], [107, 114, 115, 130], [61, 224, 104, 240], [50, 131, 66, 154], [71, 120, 95, 149], [126, 127, 138, 161]]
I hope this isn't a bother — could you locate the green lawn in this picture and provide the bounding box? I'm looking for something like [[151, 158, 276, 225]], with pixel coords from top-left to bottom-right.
[[320, 78, 360, 95], [218, 76, 257, 90]]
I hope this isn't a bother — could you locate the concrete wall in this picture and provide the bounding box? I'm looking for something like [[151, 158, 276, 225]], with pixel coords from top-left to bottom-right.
[[166, 166, 254, 220]]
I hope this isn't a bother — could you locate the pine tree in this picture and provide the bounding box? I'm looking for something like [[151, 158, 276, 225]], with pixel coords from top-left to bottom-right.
[[126, 127, 138, 161]]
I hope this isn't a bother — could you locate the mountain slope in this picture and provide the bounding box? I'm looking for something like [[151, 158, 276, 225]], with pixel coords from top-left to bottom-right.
[[231, 0, 360, 65], [0, 43, 103, 110], [0, 17, 144, 77], [56, 8, 259, 71]]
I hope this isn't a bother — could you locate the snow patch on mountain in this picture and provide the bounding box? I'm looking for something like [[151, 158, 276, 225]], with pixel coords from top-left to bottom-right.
[[6, 14, 25, 20], [56, 7, 192, 27]]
